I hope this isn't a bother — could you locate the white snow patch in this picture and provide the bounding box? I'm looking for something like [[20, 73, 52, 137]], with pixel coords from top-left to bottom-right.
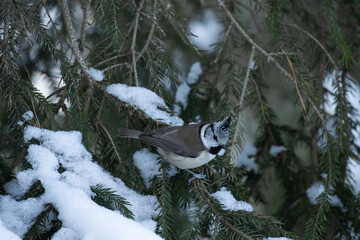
[[187, 62, 202, 84], [347, 159, 360, 194], [323, 70, 360, 195], [1, 126, 161, 240], [211, 187, 253, 212], [133, 149, 178, 188], [87, 67, 104, 81], [236, 143, 258, 173], [189, 10, 224, 52], [17, 111, 34, 126], [133, 149, 161, 188], [306, 181, 344, 210], [107, 83, 183, 126], [175, 82, 191, 108], [0, 196, 45, 237], [0, 218, 21, 240], [51, 227, 80, 240], [250, 61, 258, 70], [269, 145, 287, 157]]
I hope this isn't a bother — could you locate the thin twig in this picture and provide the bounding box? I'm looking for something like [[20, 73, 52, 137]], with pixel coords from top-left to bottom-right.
[[98, 122, 123, 166], [281, 48, 307, 116], [217, 0, 327, 126], [103, 62, 130, 73], [285, 23, 339, 74], [194, 180, 254, 240], [79, 0, 89, 52], [130, 0, 146, 86], [136, 0, 157, 61], [230, 46, 255, 158]]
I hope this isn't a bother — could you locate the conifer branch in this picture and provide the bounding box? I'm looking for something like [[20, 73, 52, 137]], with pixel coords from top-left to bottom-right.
[[130, 0, 146, 86], [98, 122, 123, 166], [79, 0, 90, 52], [285, 23, 339, 75], [230, 46, 255, 158], [217, 0, 327, 126], [280, 48, 307, 116], [60, 0, 95, 111], [136, 0, 157, 62]]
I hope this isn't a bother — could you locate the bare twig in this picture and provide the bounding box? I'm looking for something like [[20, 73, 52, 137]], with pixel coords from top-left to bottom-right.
[[98, 122, 123, 166], [60, 0, 96, 111], [136, 0, 157, 61], [79, 0, 90, 51], [130, 0, 146, 86], [103, 62, 130, 73], [281, 48, 307, 116], [217, 0, 327, 126], [285, 23, 339, 75], [229, 46, 256, 158]]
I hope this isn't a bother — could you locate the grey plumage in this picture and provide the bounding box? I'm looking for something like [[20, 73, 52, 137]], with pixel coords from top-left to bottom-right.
[[118, 115, 231, 170], [118, 124, 205, 158]]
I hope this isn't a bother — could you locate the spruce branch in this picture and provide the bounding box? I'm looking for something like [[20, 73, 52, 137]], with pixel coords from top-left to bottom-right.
[[194, 179, 254, 240], [136, 0, 157, 62], [216, 0, 327, 127], [280, 48, 307, 116], [79, 0, 90, 52], [98, 122, 123, 167], [130, 0, 146, 86], [229, 46, 255, 159], [285, 23, 339, 75], [60, 0, 95, 111]]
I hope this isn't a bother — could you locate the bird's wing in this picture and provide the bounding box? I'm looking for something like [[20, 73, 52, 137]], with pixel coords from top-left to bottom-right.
[[138, 125, 205, 158]]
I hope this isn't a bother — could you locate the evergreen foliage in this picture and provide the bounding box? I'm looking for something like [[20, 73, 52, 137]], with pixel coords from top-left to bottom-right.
[[1, 0, 360, 239]]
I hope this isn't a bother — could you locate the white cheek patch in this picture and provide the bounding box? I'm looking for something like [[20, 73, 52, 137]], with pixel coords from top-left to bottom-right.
[[218, 148, 226, 156]]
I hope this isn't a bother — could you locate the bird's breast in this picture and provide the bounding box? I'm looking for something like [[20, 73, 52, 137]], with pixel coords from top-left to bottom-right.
[[157, 148, 216, 169]]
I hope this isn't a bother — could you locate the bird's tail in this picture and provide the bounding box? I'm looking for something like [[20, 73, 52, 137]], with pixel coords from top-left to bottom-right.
[[118, 128, 142, 139]]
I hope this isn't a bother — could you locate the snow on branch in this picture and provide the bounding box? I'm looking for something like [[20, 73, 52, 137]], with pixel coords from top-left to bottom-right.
[[106, 83, 184, 126], [0, 126, 161, 240], [211, 187, 254, 212]]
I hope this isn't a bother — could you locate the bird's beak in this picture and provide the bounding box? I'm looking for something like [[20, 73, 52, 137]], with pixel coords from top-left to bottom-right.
[[218, 145, 226, 156]]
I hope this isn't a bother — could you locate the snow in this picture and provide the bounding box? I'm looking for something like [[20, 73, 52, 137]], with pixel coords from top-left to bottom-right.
[[0, 218, 21, 240], [236, 143, 258, 173], [87, 67, 104, 81], [250, 61, 258, 70], [211, 187, 253, 212], [189, 10, 224, 52], [51, 228, 80, 240], [174, 62, 203, 115], [133, 148, 178, 188], [269, 145, 287, 157], [1, 126, 162, 240], [187, 62, 202, 84], [306, 181, 344, 210], [347, 159, 360, 194], [17, 110, 34, 126], [323, 71, 360, 194], [133, 149, 161, 188], [106, 83, 183, 126], [0, 195, 45, 237], [175, 82, 191, 108]]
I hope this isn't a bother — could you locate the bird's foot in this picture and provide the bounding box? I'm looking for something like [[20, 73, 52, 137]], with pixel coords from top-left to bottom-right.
[[184, 169, 206, 182]]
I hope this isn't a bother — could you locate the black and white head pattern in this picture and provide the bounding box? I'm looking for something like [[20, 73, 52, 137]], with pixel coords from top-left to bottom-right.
[[200, 115, 231, 155]]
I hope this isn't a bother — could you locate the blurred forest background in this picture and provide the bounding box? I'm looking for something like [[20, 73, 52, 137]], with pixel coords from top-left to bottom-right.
[[1, 0, 360, 239]]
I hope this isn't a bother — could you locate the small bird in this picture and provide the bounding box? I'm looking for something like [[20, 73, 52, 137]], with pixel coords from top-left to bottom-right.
[[118, 115, 231, 178]]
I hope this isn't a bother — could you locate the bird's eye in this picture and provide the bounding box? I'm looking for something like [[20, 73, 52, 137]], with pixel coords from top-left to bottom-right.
[[213, 135, 218, 141]]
